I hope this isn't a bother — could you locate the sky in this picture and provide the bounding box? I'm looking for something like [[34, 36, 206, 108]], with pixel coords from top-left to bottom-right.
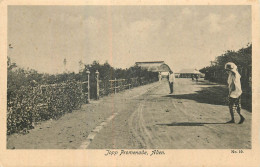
[[8, 6, 251, 74]]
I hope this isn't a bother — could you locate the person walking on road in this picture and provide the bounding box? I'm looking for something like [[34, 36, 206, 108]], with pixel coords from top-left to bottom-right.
[[225, 62, 245, 124], [168, 70, 175, 94]]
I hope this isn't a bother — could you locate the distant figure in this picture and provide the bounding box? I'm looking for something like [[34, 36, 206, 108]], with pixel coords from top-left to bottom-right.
[[168, 70, 175, 94], [158, 72, 162, 82], [195, 74, 199, 82], [225, 62, 244, 124], [191, 74, 194, 81]]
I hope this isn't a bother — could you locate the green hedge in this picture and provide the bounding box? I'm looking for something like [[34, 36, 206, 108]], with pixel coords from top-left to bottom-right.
[[7, 59, 159, 135], [200, 44, 252, 91], [7, 81, 84, 135]]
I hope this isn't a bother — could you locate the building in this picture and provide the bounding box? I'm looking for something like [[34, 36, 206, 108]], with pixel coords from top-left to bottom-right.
[[175, 69, 204, 78], [135, 61, 172, 81], [135, 61, 171, 72]]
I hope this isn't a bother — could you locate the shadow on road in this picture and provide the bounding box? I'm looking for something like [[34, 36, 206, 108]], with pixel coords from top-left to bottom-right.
[[157, 122, 227, 126], [164, 85, 251, 112], [191, 80, 219, 85]]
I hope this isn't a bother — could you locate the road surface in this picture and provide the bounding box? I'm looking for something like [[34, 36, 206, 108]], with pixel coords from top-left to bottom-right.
[[7, 78, 251, 149]]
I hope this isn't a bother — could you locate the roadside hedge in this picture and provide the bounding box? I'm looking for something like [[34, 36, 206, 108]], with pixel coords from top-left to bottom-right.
[[7, 81, 84, 135], [7, 59, 159, 135], [200, 44, 252, 91]]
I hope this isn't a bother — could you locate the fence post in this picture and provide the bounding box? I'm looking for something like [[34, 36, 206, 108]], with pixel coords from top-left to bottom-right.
[[86, 69, 90, 102], [96, 70, 99, 100], [114, 78, 117, 94]]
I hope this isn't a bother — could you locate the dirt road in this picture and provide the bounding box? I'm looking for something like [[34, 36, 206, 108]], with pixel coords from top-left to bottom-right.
[[7, 78, 251, 149]]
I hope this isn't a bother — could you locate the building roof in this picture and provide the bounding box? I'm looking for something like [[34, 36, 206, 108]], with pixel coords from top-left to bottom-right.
[[177, 69, 201, 74], [135, 61, 171, 72]]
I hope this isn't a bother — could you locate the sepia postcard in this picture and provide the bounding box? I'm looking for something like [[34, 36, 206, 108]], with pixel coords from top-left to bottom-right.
[[0, 0, 260, 166]]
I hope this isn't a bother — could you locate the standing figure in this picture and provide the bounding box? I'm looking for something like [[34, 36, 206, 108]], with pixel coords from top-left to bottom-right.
[[191, 74, 194, 81], [158, 72, 162, 82], [168, 70, 175, 94], [225, 62, 245, 124], [195, 74, 199, 82]]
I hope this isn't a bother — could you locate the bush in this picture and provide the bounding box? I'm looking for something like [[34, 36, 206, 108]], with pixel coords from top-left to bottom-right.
[[200, 44, 252, 90], [7, 59, 158, 134], [7, 81, 84, 135]]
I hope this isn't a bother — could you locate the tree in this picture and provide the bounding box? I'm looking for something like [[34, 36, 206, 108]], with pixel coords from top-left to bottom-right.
[[7, 57, 17, 71]]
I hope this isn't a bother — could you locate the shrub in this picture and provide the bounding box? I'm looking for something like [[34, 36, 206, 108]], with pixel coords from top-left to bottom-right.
[[7, 81, 85, 135], [7, 59, 158, 134]]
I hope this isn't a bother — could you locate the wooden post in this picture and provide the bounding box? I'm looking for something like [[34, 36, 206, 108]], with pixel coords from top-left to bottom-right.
[[86, 69, 90, 102], [114, 78, 117, 94], [96, 70, 99, 100]]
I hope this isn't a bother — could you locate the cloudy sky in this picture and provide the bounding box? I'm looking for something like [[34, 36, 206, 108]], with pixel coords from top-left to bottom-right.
[[8, 6, 251, 74]]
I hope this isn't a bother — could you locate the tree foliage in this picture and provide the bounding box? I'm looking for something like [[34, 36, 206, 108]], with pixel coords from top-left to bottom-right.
[[7, 58, 158, 134], [200, 44, 252, 87]]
